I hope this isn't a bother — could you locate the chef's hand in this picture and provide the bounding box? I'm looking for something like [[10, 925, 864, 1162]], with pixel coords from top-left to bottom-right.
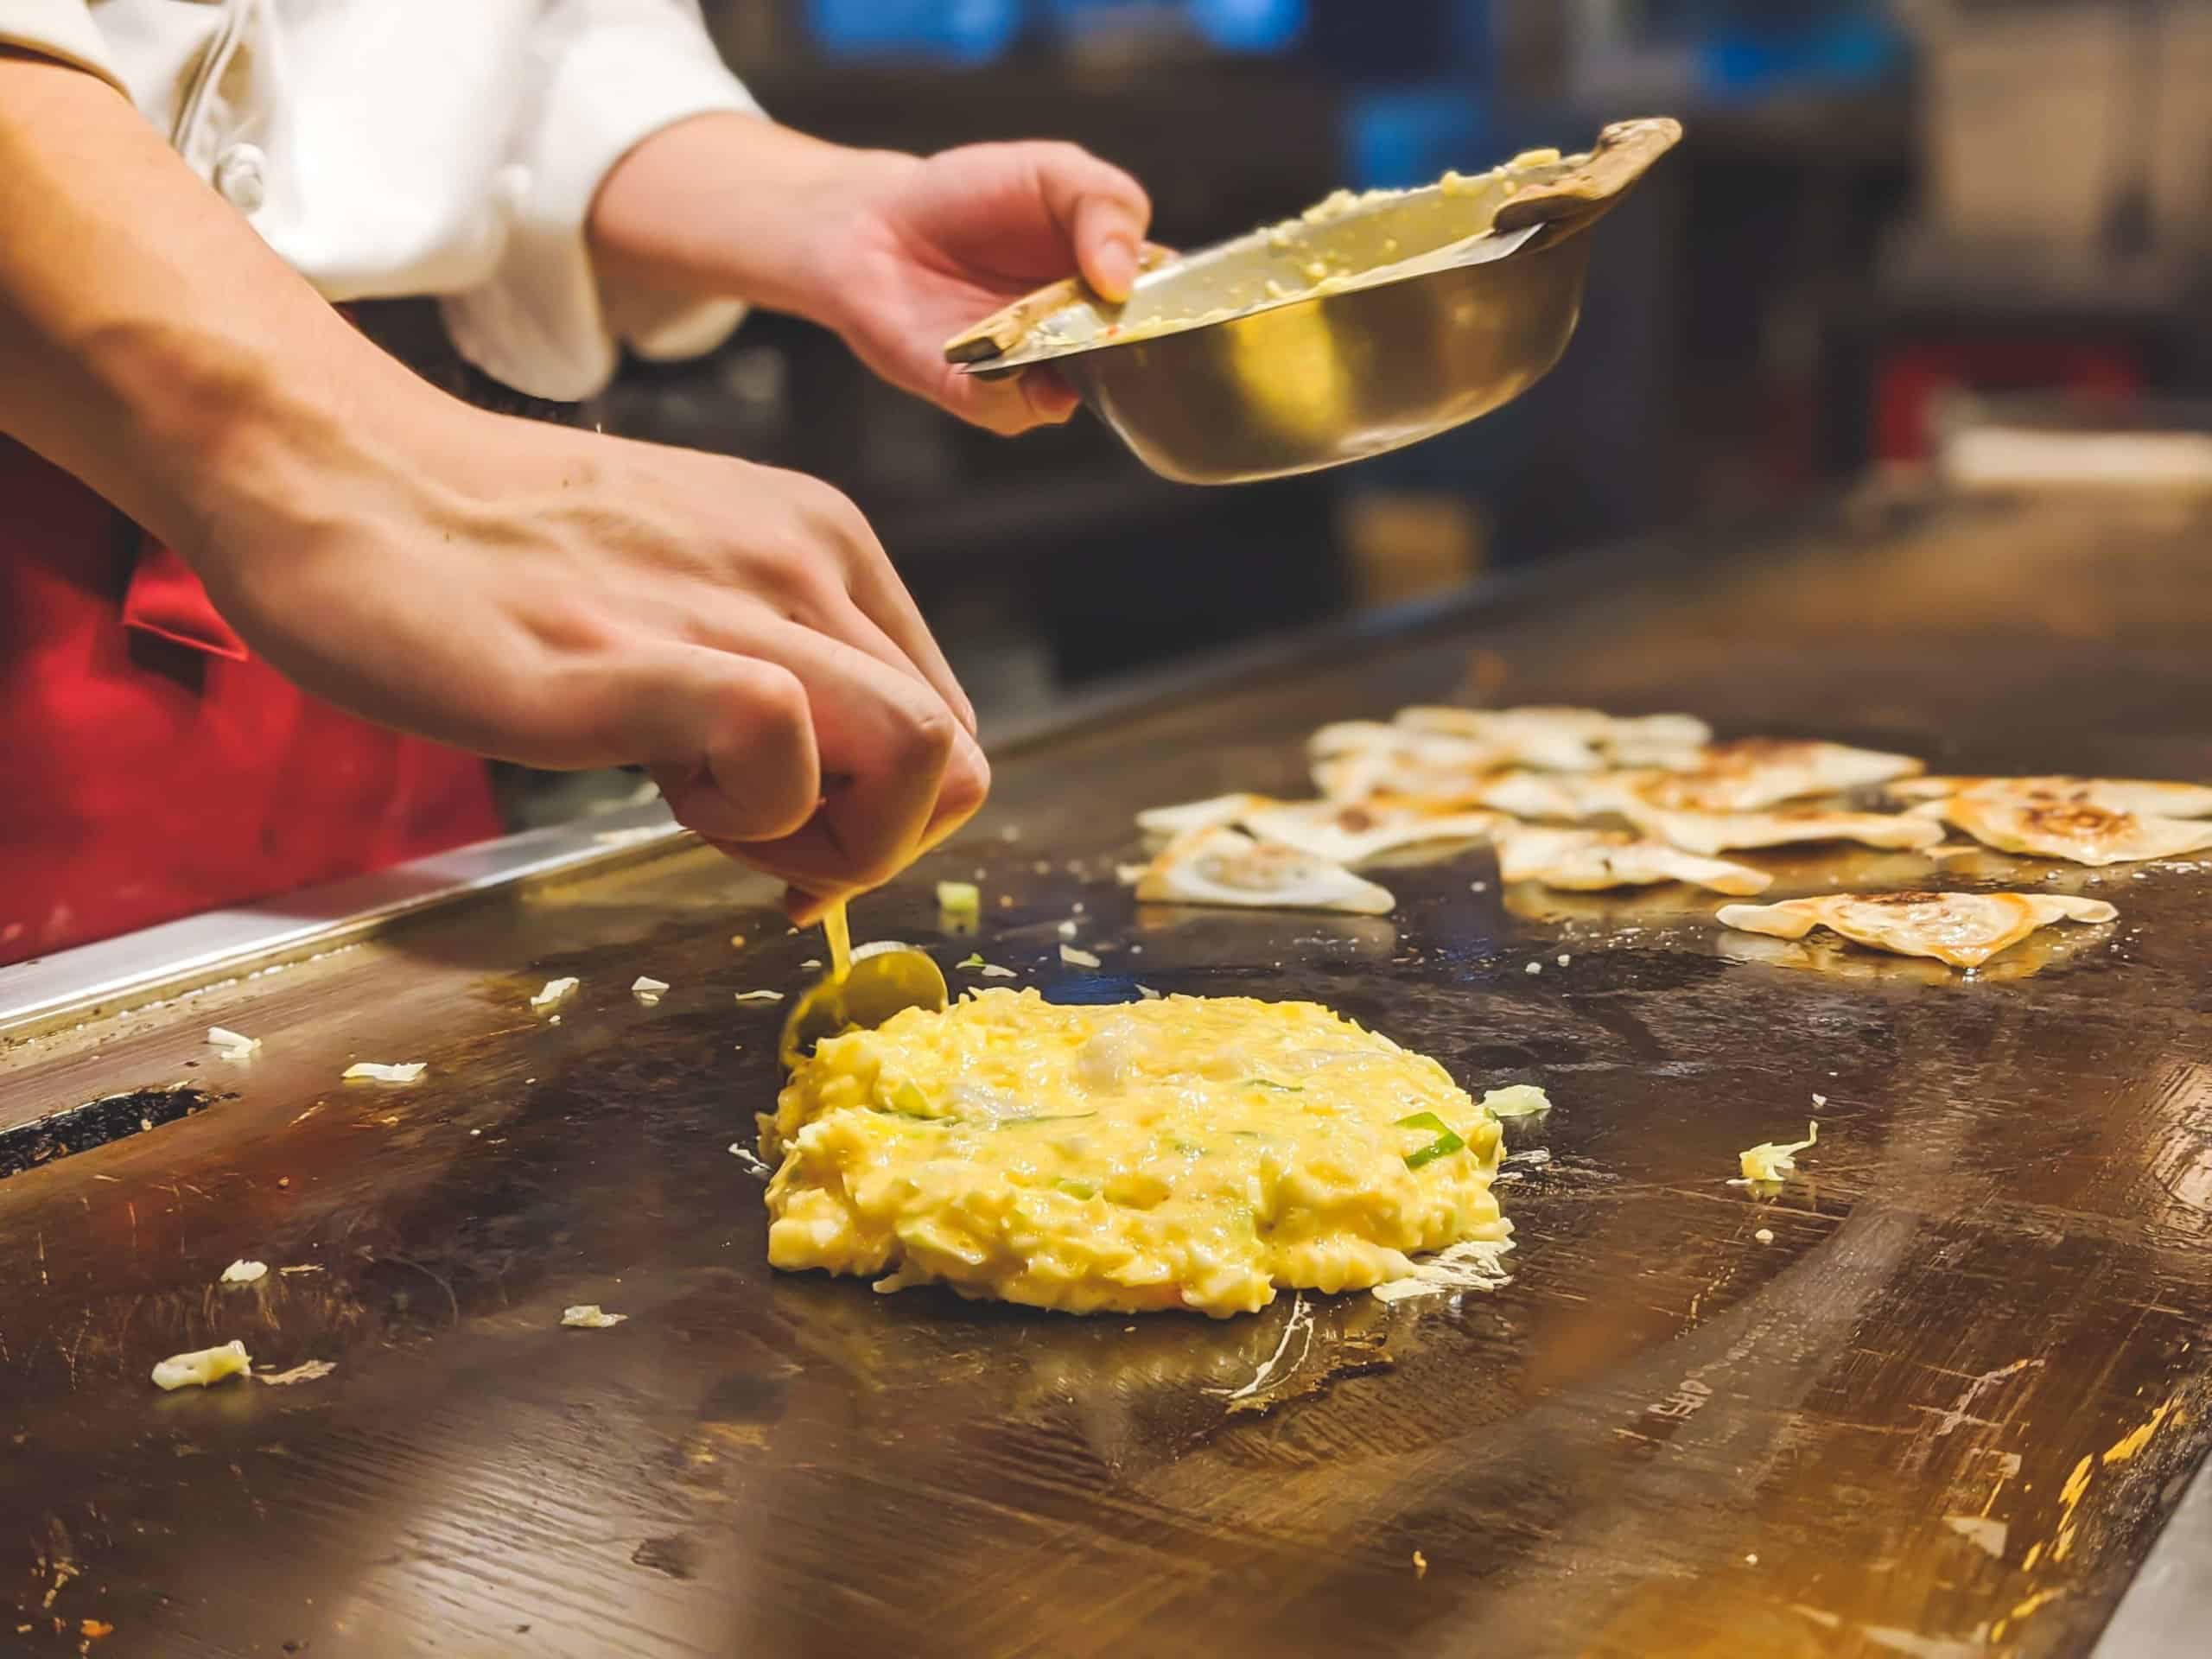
[[807, 142, 1154, 435], [591, 121, 1154, 436], [196, 398, 986, 922], [10, 73, 1014, 919]]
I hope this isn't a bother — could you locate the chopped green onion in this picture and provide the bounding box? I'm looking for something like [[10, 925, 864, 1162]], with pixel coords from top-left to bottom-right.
[[1055, 1179, 1097, 1199], [1404, 1129, 1466, 1170], [996, 1111, 1098, 1128], [1245, 1078, 1303, 1092], [1396, 1111, 1466, 1170]]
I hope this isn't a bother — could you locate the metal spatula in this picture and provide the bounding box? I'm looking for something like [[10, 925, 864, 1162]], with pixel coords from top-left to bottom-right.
[[778, 900, 947, 1072]]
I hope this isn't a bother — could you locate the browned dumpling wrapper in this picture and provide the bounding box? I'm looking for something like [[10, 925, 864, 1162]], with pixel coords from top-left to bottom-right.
[[1889, 775, 2212, 819], [1243, 798, 1502, 866], [1929, 796, 2212, 868], [1474, 769, 1655, 821], [1395, 705, 1709, 773], [1135, 792, 1279, 837], [1624, 801, 1943, 856], [1307, 721, 1511, 801], [1135, 825, 1395, 915], [1494, 825, 1770, 895], [1309, 721, 1504, 766], [1716, 891, 2118, 970], [1310, 748, 1497, 804], [1637, 739, 1923, 813]]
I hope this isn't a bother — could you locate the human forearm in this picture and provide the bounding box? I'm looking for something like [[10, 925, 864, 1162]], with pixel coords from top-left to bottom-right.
[[0, 51, 437, 564], [588, 112, 1151, 435], [586, 111, 918, 330], [0, 54, 985, 908]]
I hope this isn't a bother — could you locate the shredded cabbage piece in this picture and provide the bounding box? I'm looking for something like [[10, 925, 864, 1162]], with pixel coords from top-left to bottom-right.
[[936, 881, 982, 923], [257, 1360, 336, 1387], [529, 977, 578, 1009], [1732, 1121, 1819, 1185], [342, 1062, 425, 1084], [1372, 1237, 1515, 1303], [151, 1340, 251, 1391], [561, 1305, 627, 1329], [219, 1260, 267, 1286], [1479, 1084, 1551, 1119], [1059, 944, 1102, 968]]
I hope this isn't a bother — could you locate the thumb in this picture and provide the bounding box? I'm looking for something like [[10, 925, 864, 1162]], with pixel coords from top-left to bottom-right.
[[1076, 194, 1144, 302], [1027, 145, 1152, 303]]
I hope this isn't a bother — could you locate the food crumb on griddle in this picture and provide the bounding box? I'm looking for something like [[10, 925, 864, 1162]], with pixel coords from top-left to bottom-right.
[[561, 1305, 627, 1330]]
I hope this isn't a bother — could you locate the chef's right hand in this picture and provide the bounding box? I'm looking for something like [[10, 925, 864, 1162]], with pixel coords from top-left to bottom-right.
[[191, 396, 986, 920]]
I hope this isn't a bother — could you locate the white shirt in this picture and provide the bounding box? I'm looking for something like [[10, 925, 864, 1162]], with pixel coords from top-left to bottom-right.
[[1, 1, 760, 400]]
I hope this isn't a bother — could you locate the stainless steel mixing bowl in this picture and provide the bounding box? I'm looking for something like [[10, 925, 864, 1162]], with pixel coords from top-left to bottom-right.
[[945, 118, 1681, 486]]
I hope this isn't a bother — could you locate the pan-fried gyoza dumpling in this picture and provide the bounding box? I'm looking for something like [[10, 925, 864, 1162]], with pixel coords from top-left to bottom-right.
[[1493, 824, 1771, 895], [1395, 706, 1709, 773], [1398, 705, 1708, 746], [1310, 748, 1497, 804], [1889, 775, 2212, 819], [1242, 798, 1502, 866], [1473, 769, 1656, 822], [1135, 825, 1395, 915], [1134, 792, 1280, 837], [1306, 721, 1509, 801], [1605, 732, 1720, 770], [1637, 739, 1923, 813], [1715, 890, 2118, 969], [1308, 721, 1503, 766], [1625, 801, 1944, 856], [1927, 795, 2212, 867]]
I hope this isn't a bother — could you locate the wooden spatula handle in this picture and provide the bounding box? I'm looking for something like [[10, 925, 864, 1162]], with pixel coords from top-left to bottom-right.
[[942, 244, 1173, 366], [1492, 117, 1684, 238]]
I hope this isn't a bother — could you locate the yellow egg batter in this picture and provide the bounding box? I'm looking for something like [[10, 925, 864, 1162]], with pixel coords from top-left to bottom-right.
[[761, 988, 1537, 1318]]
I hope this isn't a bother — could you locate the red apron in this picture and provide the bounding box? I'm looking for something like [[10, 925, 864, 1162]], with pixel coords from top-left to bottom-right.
[[0, 437, 501, 965]]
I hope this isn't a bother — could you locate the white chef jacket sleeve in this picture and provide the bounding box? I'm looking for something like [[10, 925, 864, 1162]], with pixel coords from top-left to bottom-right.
[[439, 0, 761, 404], [0, 1, 129, 93]]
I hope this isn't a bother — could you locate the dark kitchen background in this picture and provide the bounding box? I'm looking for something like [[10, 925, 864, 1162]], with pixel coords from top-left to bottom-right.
[[526, 0, 2212, 822]]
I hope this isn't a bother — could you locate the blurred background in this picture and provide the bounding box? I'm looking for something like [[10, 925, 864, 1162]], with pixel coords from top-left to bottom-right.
[[524, 0, 2212, 822]]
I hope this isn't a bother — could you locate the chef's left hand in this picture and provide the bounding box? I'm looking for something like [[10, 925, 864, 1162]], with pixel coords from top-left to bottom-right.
[[809, 142, 1153, 435], [593, 120, 1154, 435]]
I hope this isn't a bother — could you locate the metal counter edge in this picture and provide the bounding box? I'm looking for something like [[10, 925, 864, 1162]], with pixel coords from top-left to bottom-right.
[[0, 495, 1840, 1047], [0, 804, 687, 1043]]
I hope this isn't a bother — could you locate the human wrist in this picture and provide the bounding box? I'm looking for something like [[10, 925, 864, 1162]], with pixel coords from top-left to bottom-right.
[[779, 147, 925, 333], [114, 327, 451, 584], [588, 113, 920, 329]]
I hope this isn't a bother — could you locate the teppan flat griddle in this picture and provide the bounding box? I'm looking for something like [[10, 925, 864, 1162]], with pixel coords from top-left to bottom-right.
[[3, 490, 2210, 1658]]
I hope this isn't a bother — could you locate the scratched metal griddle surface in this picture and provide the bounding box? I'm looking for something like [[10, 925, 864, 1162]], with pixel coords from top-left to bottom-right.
[[4, 493, 2211, 1657]]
